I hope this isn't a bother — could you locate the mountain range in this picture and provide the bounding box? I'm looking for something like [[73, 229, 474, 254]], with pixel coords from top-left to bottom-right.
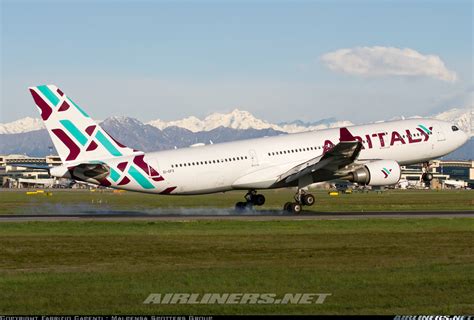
[[0, 108, 472, 160]]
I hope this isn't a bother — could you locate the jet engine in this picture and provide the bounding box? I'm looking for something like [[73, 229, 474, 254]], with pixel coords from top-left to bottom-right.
[[345, 160, 401, 186]]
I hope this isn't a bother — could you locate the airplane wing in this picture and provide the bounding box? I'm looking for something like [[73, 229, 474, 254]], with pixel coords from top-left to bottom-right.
[[274, 127, 363, 187]]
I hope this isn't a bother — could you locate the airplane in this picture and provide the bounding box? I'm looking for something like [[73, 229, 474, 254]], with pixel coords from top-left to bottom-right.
[[28, 84, 469, 213], [443, 179, 467, 189]]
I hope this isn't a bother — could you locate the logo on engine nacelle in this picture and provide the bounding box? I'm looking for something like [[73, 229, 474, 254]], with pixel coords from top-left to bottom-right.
[[381, 167, 392, 179]]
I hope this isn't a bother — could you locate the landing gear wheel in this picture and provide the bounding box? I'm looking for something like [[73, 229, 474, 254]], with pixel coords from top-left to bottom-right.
[[290, 203, 302, 214], [253, 194, 265, 206], [422, 173, 433, 182], [283, 202, 293, 212], [302, 194, 315, 206], [235, 202, 247, 211]]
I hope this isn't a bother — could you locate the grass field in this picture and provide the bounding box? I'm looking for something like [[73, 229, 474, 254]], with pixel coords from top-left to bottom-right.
[[0, 189, 473, 314], [0, 218, 473, 314], [0, 188, 473, 215]]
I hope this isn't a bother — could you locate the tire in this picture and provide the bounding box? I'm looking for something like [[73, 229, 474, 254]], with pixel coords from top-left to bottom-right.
[[283, 202, 292, 212], [253, 194, 266, 206], [291, 203, 302, 214], [235, 202, 246, 211], [302, 194, 315, 206]]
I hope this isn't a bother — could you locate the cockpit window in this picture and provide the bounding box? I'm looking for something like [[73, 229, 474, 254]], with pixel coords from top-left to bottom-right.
[[451, 125, 459, 131]]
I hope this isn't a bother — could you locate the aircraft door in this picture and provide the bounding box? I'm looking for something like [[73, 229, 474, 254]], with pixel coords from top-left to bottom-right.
[[249, 149, 259, 166]]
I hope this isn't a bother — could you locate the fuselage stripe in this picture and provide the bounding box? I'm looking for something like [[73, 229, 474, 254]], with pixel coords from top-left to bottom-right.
[[127, 165, 154, 189]]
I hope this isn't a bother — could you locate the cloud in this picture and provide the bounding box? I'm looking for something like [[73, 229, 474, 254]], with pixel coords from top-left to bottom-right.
[[321, 46, 457, 82]]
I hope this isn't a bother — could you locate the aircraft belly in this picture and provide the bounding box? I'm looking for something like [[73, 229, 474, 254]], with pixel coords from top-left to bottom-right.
[[231, 166, 282, 189], [168, 168, 235, 194]]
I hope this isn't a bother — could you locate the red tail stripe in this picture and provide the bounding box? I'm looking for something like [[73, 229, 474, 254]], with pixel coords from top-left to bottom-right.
[[52, 128, 80, 161], [30, 89, 52, 121], [86, 141, 98, 151], [159, 187, 176, 194], [117, 162, 128, 172], [118, 176, 130, 185], [58, 101, 70, 112]]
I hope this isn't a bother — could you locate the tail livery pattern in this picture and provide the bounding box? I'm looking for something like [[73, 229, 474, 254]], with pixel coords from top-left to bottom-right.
[[29, 84, 139, 163], [103, 155, 176, 193], [30, 84, 174, 193], [83, 155, 175, 193]]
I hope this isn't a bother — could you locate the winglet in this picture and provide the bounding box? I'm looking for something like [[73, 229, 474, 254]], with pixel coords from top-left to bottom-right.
[[339, 127, 356, 142]]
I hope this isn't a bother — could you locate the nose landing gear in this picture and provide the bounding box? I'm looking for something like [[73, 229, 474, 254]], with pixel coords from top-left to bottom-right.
[[421, 162, 434, 187]]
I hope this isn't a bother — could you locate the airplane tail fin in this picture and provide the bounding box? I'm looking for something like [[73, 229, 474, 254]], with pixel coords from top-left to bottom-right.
[[29, 84, 139, 163]]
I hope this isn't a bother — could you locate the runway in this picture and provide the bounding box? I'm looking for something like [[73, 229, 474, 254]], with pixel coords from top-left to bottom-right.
[[0, 210, 473, 222]]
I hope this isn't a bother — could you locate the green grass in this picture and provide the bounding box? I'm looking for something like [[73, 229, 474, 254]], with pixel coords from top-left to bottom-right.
[[0, 219, 473, 314], [0, 189, 473, 215]]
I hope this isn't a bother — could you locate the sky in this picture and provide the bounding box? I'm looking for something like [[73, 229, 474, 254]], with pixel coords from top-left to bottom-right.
[[1, 0, 472, 124]]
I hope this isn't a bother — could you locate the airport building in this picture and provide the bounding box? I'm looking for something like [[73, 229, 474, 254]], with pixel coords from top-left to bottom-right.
[[400, 160, 474, 189], [0, 154, 63, 188]]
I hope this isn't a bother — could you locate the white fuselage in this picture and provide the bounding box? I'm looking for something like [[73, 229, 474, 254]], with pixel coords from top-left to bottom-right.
[[94, 118, 468, 195]]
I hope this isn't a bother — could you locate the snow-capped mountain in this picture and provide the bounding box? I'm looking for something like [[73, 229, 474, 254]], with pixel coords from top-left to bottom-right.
[[0, 117, 44, 134], [147, 109, 354, 133], [1, 107, 471, 135]]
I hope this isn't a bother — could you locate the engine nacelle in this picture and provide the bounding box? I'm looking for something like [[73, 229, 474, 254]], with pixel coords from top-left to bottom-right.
[[347, 160, 401, 186]]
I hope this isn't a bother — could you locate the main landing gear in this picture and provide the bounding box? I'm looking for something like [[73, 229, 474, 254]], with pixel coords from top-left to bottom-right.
[[283, 189, 315, 214], [234, 189, 315, 214], [235, 190, 265, 211]]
